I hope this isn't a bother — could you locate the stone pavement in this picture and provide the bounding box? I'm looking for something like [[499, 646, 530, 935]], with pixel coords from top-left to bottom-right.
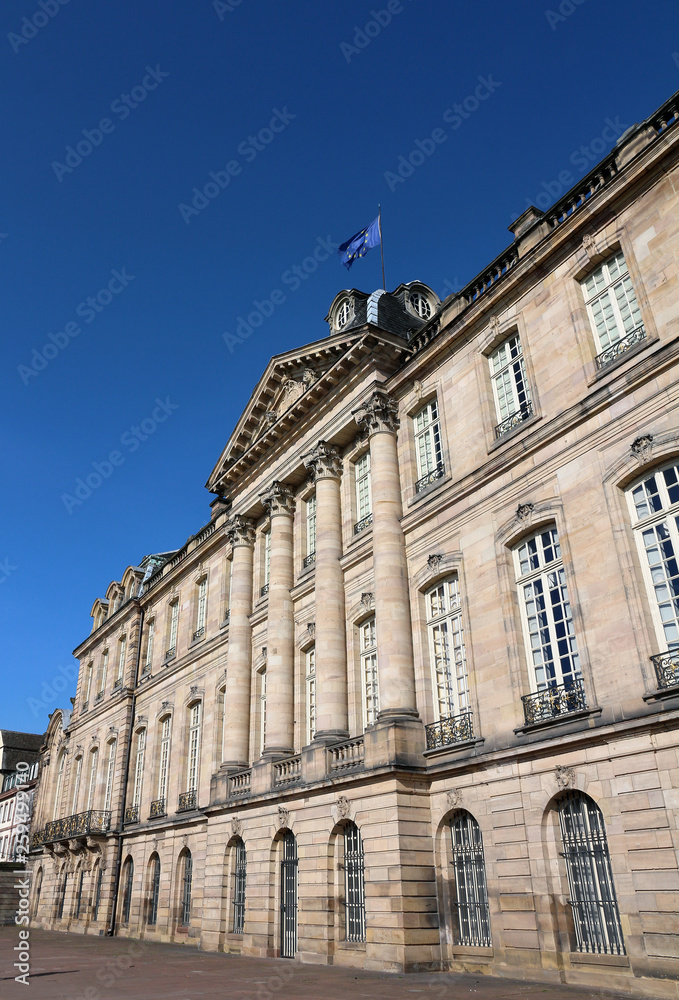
[[0, 928, 637, 1000]]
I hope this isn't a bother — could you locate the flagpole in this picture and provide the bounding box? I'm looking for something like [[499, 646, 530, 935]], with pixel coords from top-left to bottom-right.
[[378, 204, 386, 290]]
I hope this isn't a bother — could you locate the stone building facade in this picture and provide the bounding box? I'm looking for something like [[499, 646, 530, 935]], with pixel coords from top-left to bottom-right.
[[28, 90, 679, 996]]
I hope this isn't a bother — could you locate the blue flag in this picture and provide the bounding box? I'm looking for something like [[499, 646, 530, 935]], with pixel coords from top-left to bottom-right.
[[338, 216, 381, 270]]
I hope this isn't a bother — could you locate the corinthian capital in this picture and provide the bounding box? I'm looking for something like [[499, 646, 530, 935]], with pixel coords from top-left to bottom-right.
[[260, 481, 295, 517], [353, 389, 400, 436], [226, 515, 256, 548], [303, 441, 342, 481]]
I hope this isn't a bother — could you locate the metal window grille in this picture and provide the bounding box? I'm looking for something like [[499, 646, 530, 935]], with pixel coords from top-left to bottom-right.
[[75, 869, 84, 918], [93, 867, 103, 921], [180, 853, 193, 926], [558, 792, 625, 955], [122, 859, 134, 924], [149, 856, 161, 926], [56, 872, 68, 919], [344, 823, 366, 943], [450, 812, 491, 947], [232, 840, 247, 934], [280, 831, 297, 958]]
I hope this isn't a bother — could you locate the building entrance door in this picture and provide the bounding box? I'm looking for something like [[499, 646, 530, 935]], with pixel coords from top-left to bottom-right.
[[280, 830, 297, 958]]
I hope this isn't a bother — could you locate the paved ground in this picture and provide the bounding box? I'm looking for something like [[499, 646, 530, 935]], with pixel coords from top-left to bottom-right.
[[0, 928, 638, 1000]]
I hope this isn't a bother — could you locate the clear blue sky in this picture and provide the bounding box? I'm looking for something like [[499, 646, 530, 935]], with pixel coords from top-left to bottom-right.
[[2, 0, 678, 733]]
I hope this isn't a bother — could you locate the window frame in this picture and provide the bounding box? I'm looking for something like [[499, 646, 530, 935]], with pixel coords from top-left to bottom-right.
[[449, 811, 492, 948], [413, 399, 444, 482], [305, 647, 316, 744], [425, 576, 470, 722], [488, 333, 532, 435], [359, 616, 379, 728], [187, 704, 201, 793], [581, 250, 644, 357], [355, 452, 372, 522]]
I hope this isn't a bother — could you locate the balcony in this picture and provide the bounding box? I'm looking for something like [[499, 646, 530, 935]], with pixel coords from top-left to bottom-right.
[[595, 324, 646, 370], [353, 513, 373, 535], [273, 755, 301, 787], [193, 627, 205, 641], [42, 810, 111, 844], [495, 400, 534, 440], [124, 805, 139, 825], [260, 583, 270, 597], [521, 677, 587, 726], [303, 552, 316, 568], [415, 462, 445, 494], [650, 650, 679, 690], [327, 736, 365, 773], [149, 798, 166, 819], [165, 646, 176, 662], [177, 789, 197, 813], [425, 711, 474, 750], [228, 769, 252, 798]]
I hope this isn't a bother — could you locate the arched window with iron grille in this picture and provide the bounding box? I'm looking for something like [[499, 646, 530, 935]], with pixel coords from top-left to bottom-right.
[[75, 868, 84, 918], [148, 854, 161, 926], [92, 865, 103, 922], [33, 867, 43, 918], [121, 857, 134, 924], [343, 822, 366, 943], [56, 869, 68, 920], [180, 851, 193, 926], [558, 792, 625, 955], [232, 839, 246, 934], [449, 811, 491, 947]]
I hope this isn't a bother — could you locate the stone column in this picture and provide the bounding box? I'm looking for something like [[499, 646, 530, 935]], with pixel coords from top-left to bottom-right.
[[260, 481, 295, 757], [303, 442, 349, 742], [354, 389, 418, 720], [222, 516, 255, 770]]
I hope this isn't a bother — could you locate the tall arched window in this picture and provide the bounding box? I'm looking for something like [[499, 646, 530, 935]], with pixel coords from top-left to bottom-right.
[[148, 854, 161, 926], [132, 730, 146, 814], [75, 867, 84, 918], [121, 857, 134, 924], [56, 868, 68, 920], [305, 647, 316, 744], [187, 705, 201, 794], [85, 749, 98, 811], [449, 811, 491, 947], [33, 867, 43, 917], [71, 756, 83, 813], [92, 864, 103, 921], [360, 616, 379, 727], [558, 792, 625, 955], [627, 460, 679, 687], [103, 739, 117, 813], [258, 667, 267, 755], [426, 576, 471, 744], [53, 752, 66, 820], [180, 851, 193, 926], [156, 717, 171, 813], [232, 839, 246, 934], [343, 823, 366, 943]]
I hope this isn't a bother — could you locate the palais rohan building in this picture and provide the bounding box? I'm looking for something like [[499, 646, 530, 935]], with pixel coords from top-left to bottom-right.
[[28, 90, 679, 997]]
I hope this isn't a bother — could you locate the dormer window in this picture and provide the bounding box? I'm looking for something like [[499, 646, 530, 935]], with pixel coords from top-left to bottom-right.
[[336, 298, 352, 330], [409, 290, 432, 320]]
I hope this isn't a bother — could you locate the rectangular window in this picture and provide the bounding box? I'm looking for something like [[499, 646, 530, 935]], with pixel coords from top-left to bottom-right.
[[426, 577, 470, 720], [196, 579, 207, 636], [360, 616, 379, 728], [489, 334, 532, 436], [84, 663, 93, 704], [259, 668, 267, 755], [116, 637, 126, 684], [306, 495, 317, 560], [158, 717, 171, 801], [103, 740, 116, 812], [582, 250, 645, 365], [145, 621, 155, 671], [414, 399, 444, 486], [133, 731, 145, 808], [306, 647, 316, 743], [98, 650, 108, 695], [168, 602, 179, 654], [232, 840, 247, 934], [355, 453, 372, 521], [264, 531, 271, 586], [86, 750, 98, 810], [187, 705, 201, 792], [71, 757, 82, 812]]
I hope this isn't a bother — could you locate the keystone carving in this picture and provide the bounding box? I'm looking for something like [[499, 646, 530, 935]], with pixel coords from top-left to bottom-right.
[[631, 434, 653, 463], [353, 389, 400, 436], [516, 502, 535, 521], [336, 795, 351, 819], [260, 481, 296, 517], [360, 592, 374, 611], [277, 805, 290, 828], [231, 816, 243, 838], [555, 765, 576, 789], [303, 441, 343, 481], [446, 788, 462, 810], [582, 234, 598, 259], [307, 623, 315, 639], [226, 515, 256, 548], [427, 554, 444, 571]]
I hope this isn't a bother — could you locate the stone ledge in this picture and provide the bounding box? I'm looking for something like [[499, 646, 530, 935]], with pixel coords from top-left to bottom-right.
[[569, 951, 629, 967], [406, 472, 452, 509], [447, 945, 494, 959], [488, 411, 542, 454], [643, 682, 679, 705], [514, 706, 602, 738], [422, 737, 485, 760], [588, 333, 659, 386]]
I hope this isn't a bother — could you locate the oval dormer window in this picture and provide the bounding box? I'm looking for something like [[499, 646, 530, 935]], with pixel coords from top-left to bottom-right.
[[409, 291, 432, 320], [336, 299, 352, 330]]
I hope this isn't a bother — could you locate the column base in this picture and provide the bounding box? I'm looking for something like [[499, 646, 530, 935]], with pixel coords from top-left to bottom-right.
[[260, 746, 295, 761], [364, 715, 426, 769], [377, 707, 420, 722], [311, 730, 350, 746], [217, 760, 250, 774]]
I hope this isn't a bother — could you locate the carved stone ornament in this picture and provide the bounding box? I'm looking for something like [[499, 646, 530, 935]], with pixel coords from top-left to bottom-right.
[[260, 481, 296, 518], [353, 389, 400, 436], [337, 795, 351, 819], [555, 765, 576, 789], [413, 380, 424, 401], [516, 502, 535, 521], [489, 315, 500, 334], [582, 233, 598, 259], [231, 816, 243, 838], [360, 592, 375, 611], [631, 434, 653, 463], [226, 515, 256, 548], [446, 788, 462, 810], [278, 805, 290, 828], [307, 623, 316, 639], [427, 554, 444, 572], [303, 441, 343, 481], [265, 410, 278, 426], [190, 686, 198, 699]]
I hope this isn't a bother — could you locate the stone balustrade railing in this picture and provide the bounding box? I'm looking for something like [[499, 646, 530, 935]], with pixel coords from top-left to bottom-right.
[[327, 737, 365, 773], [273, 755, 302, 786]]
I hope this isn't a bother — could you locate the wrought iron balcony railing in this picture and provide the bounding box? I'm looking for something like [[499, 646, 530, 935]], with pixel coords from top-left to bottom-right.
[[260, 583, 270, 597], [177, 789, 197, 813], [415, 463, 445, 494], [495, 401, 534, 440], [193, 627, 205, 640], [303, 552, 316, 568], [43, 810, 111, 844], [595, 324, 646, 370], [425, 711, 474, 750], [124, 805, 139, 825], [354, 513, 373, 535], [113, 678, 123, 690], [149, 798, 166, 819], [522, 677, 587, 726], [30, 829, 46, 850], [165, 646, 176, 661], [650, 650, 679, 689]]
